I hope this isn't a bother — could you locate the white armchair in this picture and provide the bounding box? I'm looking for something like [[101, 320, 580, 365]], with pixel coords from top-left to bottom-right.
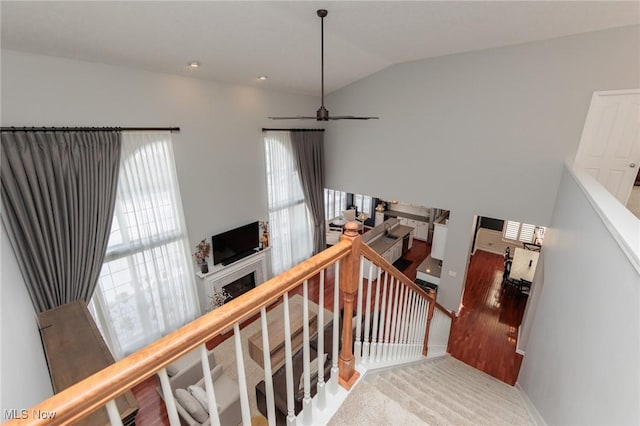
[[341, 209, 363, 232], [342, 209, 356, 222]]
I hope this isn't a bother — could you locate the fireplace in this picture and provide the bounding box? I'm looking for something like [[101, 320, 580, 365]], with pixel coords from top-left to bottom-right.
[[223, 273, 256, 301], [200, 248, 269, 313]]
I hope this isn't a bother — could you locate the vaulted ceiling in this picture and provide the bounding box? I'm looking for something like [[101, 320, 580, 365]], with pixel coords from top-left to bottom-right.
[[2, 1, 638, 96]]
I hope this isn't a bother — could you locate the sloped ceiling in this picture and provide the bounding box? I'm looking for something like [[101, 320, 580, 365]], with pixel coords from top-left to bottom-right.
[[2, 1, 639, 95]]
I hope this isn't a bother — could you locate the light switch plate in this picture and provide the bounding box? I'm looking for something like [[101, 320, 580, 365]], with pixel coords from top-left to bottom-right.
[[448, 270, 457, 277]]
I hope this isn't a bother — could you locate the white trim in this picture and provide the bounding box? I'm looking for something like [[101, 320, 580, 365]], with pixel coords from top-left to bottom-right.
[[516, 325, 525, 355], [567, 162, 640, 274], [197, 248, 270, 305], [591, 88, 640, 97], [515, 383, 548, 426]]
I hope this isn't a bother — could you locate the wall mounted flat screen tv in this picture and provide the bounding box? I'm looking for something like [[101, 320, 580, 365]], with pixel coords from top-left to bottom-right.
[[212, 221, 259, 266]]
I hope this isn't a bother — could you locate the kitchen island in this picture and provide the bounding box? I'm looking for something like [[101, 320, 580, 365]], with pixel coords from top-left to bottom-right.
[[361, 218, 414, 279]]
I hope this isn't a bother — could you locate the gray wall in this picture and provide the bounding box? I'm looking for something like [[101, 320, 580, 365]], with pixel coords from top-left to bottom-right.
[[518, 167, 639, 425], [0, 222, 53, 415], [324, 25, 640, 311], [0, 49, 318, 411]]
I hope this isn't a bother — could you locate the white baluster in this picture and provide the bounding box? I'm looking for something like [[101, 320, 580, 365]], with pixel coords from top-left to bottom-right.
[[382, 275, 394, 362], [282, 294, 296, 425], [158, 367, 180, 426], [370, 266, 382, 363], [302, 280, 313, 425], [330, 262, 340, 395], [317, 269, 326, 410], [200, 345, 221, 426], [399, 286, 411, 360], [411, 297, 422, 358], [362, 261, 374, 363], [376, 271, 388, 363], [233, 323, 251, 426], [395, 285, 408, 360], [105, 400, 123, 426], [408, 292, 419, 359], [260, 308, 276, 425], [402, 292, 414, 360], [354, 257, 364, 361], [388, 279, 400, 361]]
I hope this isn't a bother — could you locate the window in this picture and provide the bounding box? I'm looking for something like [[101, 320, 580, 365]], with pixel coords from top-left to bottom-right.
[[352, 193, 373, 217], [503, 220, 545, 244], [324, 188, 347, 219], [89, 132, 199, 359], [264, 131, 313, 274]]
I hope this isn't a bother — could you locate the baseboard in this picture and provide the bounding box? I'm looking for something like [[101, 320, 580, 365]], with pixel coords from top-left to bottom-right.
[[515, 383, 547, 426], [426, 346, 448, 359]]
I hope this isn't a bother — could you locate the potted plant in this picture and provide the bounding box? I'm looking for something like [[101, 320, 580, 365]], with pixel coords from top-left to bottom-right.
[[193, 239, 211, 274], [208, 288, 231, 311]]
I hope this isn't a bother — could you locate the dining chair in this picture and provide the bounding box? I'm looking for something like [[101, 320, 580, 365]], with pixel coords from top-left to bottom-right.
[[519, 279, 532, 296], [523, 242, 541, 252], [503, 246, 512, 262]]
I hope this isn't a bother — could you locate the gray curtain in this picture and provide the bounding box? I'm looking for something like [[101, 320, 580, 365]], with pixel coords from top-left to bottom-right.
[[1, 130, 121, 313], [291, 130, 325, 254]]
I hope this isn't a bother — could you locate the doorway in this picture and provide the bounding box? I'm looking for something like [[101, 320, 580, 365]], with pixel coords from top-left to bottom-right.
[[448, 215, 543, 385], [574, 89, 640, 209]]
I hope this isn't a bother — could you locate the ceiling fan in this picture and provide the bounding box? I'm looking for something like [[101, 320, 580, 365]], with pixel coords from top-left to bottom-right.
[[269, 9, 379, 121]]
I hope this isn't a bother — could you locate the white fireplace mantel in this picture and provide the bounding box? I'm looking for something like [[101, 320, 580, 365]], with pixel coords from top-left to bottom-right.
[[196, 248, 271, 297]]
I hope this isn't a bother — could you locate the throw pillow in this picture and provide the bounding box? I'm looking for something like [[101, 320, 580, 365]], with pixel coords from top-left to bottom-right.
[[174, 388, 208, 423], [298, 353, 328, 391], [188, 385, 221, 414]]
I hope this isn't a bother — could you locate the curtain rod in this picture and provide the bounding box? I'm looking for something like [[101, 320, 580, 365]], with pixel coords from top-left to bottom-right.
[[262, 128, 324, 132], [1, 127, 180, 133]]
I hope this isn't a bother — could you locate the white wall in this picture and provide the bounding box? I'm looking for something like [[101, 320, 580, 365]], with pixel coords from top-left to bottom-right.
[[0, 49, 319, 408], [0, 222, 53, 416], [324, 25, 640, 311], [1, 49, 319, 311], [518, 166, 639, 424]]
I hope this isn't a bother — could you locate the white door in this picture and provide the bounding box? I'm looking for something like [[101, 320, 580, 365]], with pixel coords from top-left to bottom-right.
[[575, 89, 640, 204]]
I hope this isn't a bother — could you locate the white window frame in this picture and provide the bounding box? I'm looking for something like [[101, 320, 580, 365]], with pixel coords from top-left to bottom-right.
[[503, 220, 545, 244], [352, 193, 373, 217], [324, 188, 347, 220]]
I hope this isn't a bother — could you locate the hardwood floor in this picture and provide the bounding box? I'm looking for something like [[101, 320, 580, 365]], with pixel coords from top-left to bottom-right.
[[448, 250, 527, 385]]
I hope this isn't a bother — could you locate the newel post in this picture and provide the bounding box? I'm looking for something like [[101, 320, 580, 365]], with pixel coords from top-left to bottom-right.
[[422, 292, 436, 356], [338, 222, 361, 390]]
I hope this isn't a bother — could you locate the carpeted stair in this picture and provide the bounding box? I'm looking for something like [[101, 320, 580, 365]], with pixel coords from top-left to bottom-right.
[[329, 355, 532, 425]]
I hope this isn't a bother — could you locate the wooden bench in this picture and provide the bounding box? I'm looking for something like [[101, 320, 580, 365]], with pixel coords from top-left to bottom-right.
[[38, 300, 138, 426], [247, 295, 318, 370]]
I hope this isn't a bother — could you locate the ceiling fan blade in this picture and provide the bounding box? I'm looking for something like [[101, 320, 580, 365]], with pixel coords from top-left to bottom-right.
[[268, 116, 318, 120], [328, 116, 380, 120]]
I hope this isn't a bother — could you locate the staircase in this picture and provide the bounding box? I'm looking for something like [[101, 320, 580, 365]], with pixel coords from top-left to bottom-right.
[[330, 355, 532, 425], [8, 223, 472, 426]]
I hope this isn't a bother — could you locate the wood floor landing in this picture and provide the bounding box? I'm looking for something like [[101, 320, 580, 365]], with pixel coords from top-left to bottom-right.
[[447, 250, 527, 385]]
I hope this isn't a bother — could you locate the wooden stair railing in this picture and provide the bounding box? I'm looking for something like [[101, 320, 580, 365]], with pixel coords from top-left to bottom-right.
[[6, 238, 355, 426], [358, 243, 455, 366], [6, 221, 455, 425]]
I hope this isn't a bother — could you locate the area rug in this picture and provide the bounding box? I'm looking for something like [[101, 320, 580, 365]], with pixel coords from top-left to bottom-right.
[[212, 294, 332, 419], [393, 257, 413, 271]]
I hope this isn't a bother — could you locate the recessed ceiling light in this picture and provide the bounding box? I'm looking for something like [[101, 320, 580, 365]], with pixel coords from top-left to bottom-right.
[[257, 76, 268, 81], [189, 61, 200, 68]]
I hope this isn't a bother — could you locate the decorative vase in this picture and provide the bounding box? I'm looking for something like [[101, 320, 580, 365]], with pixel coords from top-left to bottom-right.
[[200, 262, 209, 274]]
